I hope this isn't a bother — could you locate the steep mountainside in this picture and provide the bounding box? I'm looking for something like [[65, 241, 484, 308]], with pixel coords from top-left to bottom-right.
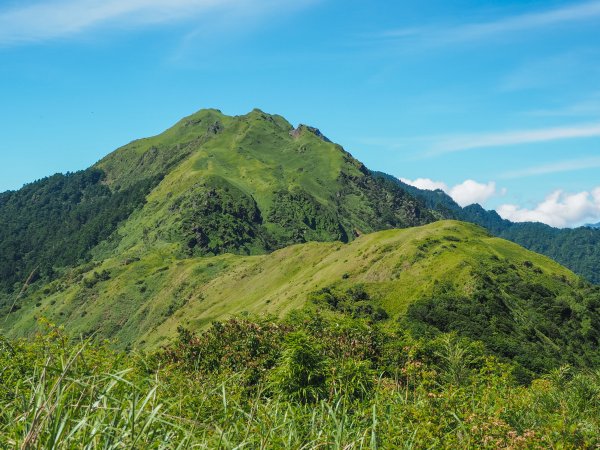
[[0, 109, 432, 294], [4, 220, 600, 377], [373, 171, 600, 284], [1, 109, 600, 378]]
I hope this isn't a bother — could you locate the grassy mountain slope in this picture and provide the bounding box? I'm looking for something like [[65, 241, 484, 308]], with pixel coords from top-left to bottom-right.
[[94, 108, 433, 260], [2, 109, 600, 377], [374, 171, 600, 284], [5, 220, 599, 375], [0, 109, 432, 297]]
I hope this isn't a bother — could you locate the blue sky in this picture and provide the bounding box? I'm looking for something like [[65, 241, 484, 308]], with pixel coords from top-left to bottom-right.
[[1, 0, 599, 227]]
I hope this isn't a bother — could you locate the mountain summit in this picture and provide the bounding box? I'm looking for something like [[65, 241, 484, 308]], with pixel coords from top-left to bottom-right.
[[94, 108, 433, 258], [0, 109, 433, 294]]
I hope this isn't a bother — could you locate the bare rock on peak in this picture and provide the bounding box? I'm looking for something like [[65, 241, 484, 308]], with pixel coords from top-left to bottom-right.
[[289, 124, 331, 142]]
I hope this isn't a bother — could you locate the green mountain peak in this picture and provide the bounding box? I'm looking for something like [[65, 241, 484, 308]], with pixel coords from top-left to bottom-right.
[[0, 108, 432, 293], [2, 108, 600, 379]]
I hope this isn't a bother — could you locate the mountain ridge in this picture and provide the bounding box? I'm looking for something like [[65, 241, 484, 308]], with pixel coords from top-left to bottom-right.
[[0, 108, 433, 294], [2, 108, 600, 293], [373, 171, 600, 284], [2, 108, 600, 378], [6, 219, 600, 378]]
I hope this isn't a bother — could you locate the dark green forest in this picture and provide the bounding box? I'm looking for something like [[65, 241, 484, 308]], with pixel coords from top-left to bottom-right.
[[0, 169, 158, 292]]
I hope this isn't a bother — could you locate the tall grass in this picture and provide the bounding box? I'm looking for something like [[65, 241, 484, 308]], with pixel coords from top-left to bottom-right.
[[1, 321, 599, 449]]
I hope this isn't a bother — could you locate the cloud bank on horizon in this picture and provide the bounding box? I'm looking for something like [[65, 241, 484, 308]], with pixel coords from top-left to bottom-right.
[[401, 177, 600, 229], [400, 178, 499, 208], [498, 189, 600, 228]]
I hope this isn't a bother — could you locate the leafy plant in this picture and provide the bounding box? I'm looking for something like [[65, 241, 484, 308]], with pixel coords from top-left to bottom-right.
[[269, 331, 328, 403]]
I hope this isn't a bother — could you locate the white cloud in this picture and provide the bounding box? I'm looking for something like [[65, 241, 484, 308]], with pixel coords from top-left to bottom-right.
[[401, 176, 600, 227], [501, 156, 600, 179], [449, 180, 497, 207], [401, 177, 498, 207], [377, 1, 600, 47], [0, 0, 313, 45], [426, 122, 600, 156], [400, 177, 447, 191], [497, 188, 600, 228]]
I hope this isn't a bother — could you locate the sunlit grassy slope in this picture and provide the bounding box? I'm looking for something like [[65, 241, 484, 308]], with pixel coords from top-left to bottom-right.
[[4, 221, 579, 349], [92, 108, 432, 260], [0, 108, 592, 361], [0, 108, 433, 295]]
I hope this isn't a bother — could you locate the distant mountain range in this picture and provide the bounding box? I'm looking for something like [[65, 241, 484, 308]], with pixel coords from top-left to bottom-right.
[[1, 108, 599, 376], [373, 172, 600, 284]]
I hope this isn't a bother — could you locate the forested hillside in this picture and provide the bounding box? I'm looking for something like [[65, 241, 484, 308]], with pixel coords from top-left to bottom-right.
[[0, 169, 159, 291]]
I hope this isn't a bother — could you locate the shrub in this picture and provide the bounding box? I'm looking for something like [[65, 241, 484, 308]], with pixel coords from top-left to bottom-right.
[[330, 359, 375, 401], [269, 331, 328, 403]]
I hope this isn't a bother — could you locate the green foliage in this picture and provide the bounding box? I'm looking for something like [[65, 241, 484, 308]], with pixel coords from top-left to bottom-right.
[[403, 257, 600, 377], [431, 334, 487, 386], [177, 177, 269, 256], [309, 284, 390, 321], [339, 170, 434, 233], [82, 269, 111, 289], [159, 318, 287, 386], [499, 223, 600, 285], [269, 331, 328, 403], [1, 315, 600, 448], [268, 188, 347, 245], [329, 358, 375, 400]]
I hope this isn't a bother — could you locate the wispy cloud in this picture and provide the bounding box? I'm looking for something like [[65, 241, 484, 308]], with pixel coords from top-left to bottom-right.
[[498, 51, 596, 92], [376, 1, 600, 47], [426, 122, 600, 156], [501, 156, 600, 179], [0, 0, 313, 46]]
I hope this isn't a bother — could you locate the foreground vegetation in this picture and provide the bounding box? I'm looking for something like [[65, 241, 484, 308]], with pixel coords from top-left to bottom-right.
[[2, 312, 599, 449]]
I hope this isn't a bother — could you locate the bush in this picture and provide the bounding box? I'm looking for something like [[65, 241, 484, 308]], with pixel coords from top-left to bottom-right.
[[269, 331, 328, 403], [330, 359, 375, 401]]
